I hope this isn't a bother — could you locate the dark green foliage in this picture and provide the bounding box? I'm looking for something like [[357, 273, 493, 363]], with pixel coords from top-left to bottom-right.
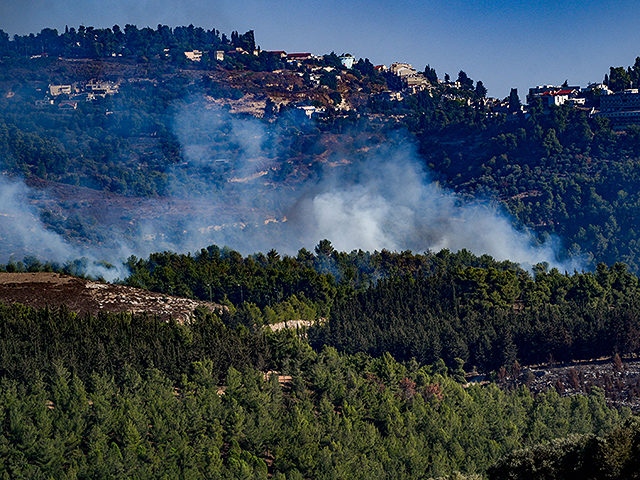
[[313, 258, 640, 373], [457, 70, 474, 89], [488, 417, 640, 480], [0, 303, 628, 478], [475, 80, 487, 98], [119, 243, 640, 380], [0, 24, 231, 60], [607, 66, 632, 92], [121, 243, 522, 314], [423, 64, 438, 83], [0, 303, 271, 384], [8, 243, 640, 377], [0, 245, 638, 478], [509, 88, 521, 113], [411, 92, 640, 272]]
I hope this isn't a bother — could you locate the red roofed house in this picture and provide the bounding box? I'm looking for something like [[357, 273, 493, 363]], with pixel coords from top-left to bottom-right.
[[527, 85, 580, 106], [540, 89, 575, 107]]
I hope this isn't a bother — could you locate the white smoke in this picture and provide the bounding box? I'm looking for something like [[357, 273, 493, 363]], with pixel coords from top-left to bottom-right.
[[0, 99, 581, 275], [164, 101, 579, 270], [283, 139, 577, 270], [0, 174, 130, 280], [0, 176, 72, 260]]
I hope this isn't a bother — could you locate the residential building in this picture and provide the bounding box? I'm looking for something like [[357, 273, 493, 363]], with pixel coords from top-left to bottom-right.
[[297, 105, 317, 118], [526, 85, 580, 105], [340, 55, 355, 69], [390, 63, 417, 78], [184, 50, 203, 62], [539, 89, 576, 107], [584, 83, 613, 96], [568, 97, 586, 106], [85, 80, 119, 96], [71, 92, 96, 102], [227, 47, 249, 55], [35, 98, 54, 107], [405, 75, 431, 88], [597, 89, 640, 128], [287, 53, 311, 61], [49, 84, 73, 96]]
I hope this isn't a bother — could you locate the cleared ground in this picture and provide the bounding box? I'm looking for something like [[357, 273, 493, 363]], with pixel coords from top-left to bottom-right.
[[0, 272, 222, 322]]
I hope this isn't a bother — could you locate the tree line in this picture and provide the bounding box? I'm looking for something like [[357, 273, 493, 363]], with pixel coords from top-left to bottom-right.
[[8, 242, 640, 376], [0, 24, 249, 63]]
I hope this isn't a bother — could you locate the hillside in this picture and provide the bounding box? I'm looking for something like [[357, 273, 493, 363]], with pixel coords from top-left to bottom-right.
[[2, 27, 640, 271], [6, 24, 640, 480], [0, 272, 223, 321]]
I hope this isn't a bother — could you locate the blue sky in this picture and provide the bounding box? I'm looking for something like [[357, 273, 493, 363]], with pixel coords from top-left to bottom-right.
[[2, 0, 640, 98]]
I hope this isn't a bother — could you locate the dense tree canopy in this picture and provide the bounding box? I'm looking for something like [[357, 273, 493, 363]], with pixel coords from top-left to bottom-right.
[[0, 302, 630, 478]]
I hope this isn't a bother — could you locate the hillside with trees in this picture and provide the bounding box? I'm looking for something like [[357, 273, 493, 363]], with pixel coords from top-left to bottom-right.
[[0, 302, 629, 479], [2, 243, 640, 476], [4, 24, 640, 478], [3, 25, 640, 271]]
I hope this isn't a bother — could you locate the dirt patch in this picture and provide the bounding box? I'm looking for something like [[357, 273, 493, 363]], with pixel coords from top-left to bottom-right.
[[0, 272, 223, 322], [0, 272, 73, 285]]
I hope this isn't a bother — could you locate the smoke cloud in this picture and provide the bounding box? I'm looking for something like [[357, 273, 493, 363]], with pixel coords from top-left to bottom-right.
[[0, 175, 129, 279], [0, 98, 581, 277], [277, 139, 574, 270], [164, 101, 578, 269]]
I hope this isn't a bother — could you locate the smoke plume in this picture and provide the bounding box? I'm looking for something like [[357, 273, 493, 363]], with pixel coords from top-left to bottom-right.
[[0, 175, 129, 279], [0, 99, 581, 276]]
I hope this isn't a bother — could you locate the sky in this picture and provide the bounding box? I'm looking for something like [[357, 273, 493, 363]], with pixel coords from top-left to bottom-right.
[[1, 0, 640, 99]]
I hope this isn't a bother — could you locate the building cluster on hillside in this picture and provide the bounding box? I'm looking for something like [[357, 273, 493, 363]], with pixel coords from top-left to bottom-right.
[[522, 83, 640, 129], [388, 63, 433, 93], [37, 80, 119, 109], [183, 48, 339, 66], [33, 42, 640, 129]]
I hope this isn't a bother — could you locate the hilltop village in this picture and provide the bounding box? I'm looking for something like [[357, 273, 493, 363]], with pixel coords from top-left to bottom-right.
[[0, 21, 631, 123], [3, 25, 640, 273], [34, 45, 640, 129]]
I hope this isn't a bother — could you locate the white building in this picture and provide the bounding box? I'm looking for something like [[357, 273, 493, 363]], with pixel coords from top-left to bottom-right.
[[389, 62, 414, 75], [340, 55, 355, 69], [297, 105, 317, 118], [597, 89, 640, 128], [539, 89, 575, 107], [184, 50, 203, 62], [85, 80, 119, 96], [49, 84, 72, 96]]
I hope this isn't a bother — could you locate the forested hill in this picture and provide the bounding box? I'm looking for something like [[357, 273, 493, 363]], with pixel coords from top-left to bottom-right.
[[0, 301, 630, 479], [3, 25, 640, 271], [6, 23, 640, 480], [4, 244, 640, 477], [7, 242, 640, 375], [119, 245, 640, 373], [412, 101, 640, 273]]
